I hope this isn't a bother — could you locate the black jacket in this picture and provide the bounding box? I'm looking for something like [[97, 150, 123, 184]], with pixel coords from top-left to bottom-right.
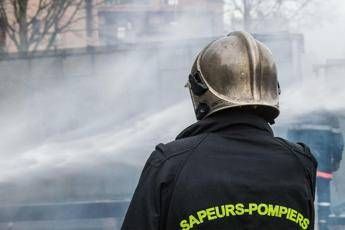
[[121, 111, 317, 230]]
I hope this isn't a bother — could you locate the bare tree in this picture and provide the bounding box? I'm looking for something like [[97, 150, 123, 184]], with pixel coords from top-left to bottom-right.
[[0, 0, 86, 54], [225, 0, 317, 32]]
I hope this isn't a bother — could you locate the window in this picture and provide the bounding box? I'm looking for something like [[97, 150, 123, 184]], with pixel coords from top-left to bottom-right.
[[0, 17, 6, 50], [168, 0, 178, 5], [161, 0, 178, 5], [106, 0, 150, 4]]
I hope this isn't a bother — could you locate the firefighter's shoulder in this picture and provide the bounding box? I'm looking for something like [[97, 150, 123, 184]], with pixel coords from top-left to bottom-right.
[[146, 133, 209, 168], [274, 137, 318, 169]]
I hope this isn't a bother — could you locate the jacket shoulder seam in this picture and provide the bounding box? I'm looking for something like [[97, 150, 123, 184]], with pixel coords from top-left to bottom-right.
[[273, 137, 317, 167], [161, 133, 210, 227], [148, 133, 209, 167], [164, 133, 209, 161]]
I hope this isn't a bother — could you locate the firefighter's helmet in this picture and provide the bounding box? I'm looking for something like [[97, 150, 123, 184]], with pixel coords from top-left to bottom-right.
[[186, 31, 280, 123]]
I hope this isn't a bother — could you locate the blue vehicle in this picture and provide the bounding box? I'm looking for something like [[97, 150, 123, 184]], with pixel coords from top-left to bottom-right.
[[287, 110, 344, 230]]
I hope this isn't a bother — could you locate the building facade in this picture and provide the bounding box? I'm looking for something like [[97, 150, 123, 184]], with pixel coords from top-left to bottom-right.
[[0, 0, 224, 53], [97, 0, 224, 45]]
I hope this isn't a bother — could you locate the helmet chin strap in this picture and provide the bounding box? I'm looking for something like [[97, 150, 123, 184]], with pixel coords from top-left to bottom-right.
[[189, 71, 208, 96], [195, 103, 210, 120]]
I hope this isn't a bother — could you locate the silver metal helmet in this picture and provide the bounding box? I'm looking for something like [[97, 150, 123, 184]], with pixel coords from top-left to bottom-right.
[[187, 31, 280, 123]]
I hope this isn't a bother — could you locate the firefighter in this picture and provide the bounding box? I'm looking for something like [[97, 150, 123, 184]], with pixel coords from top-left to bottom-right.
[[121, 31, 317, 230], [287, 111, 344, 230]]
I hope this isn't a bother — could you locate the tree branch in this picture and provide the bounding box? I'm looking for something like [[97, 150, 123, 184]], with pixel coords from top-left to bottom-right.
[[233, 0, 244, 14], [289, 0, 313, 19]]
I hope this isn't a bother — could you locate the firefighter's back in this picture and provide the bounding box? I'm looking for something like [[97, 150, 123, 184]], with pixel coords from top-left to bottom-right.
[[121, 31, 317, 230], [163, 114, 317, 230]]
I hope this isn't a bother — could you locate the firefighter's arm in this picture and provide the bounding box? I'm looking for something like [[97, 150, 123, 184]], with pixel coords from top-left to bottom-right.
[[296, 142, 318, 200], [121, 149, 165, 230]]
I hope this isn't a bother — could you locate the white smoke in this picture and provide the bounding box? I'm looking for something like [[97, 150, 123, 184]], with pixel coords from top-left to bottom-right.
[[1, 0, 345, 210]]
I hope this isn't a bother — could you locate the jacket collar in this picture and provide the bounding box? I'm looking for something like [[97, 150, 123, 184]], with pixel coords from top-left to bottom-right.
[[176, 110, 274, 140]]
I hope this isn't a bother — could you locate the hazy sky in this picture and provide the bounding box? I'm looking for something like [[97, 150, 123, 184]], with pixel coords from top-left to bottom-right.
[[303, 0, 345, 63]]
